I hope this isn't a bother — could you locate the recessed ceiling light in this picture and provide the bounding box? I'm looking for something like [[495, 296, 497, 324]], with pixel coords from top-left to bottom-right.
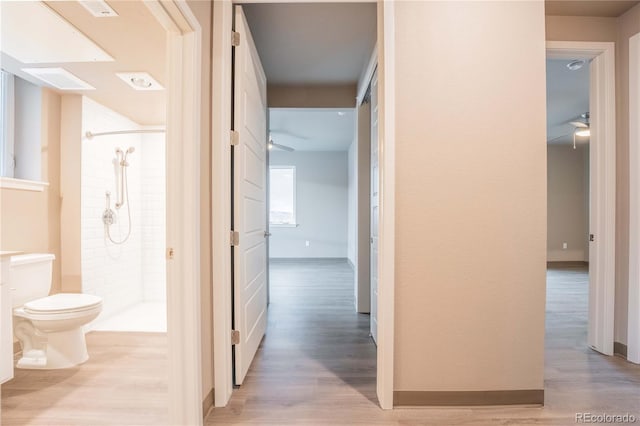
[[567, 59, 586, 71], [116, 72, 164, 91], [22, 67, 95, 90], [130, 77, 152, 88], [337, 111, 345, 116], [78, 1, 118, 18]]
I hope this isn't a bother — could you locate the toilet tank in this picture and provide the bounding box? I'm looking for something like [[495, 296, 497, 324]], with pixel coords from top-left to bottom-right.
[[10, 253, 55, 308]]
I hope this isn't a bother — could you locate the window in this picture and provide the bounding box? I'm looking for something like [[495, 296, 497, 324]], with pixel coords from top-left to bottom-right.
[[269, 166, 296, 226], [0, 71, 47, 190]]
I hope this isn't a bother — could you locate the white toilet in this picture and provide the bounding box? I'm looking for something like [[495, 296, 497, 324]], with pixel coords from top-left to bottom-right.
[[10, 253, 102, 369]]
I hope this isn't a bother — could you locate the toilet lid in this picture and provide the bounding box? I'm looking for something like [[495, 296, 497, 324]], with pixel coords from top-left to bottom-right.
[[24, 293, 102, 314]]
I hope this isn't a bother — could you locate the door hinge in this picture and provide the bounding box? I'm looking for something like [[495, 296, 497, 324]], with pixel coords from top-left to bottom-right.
[[590, 234, 595, 242], [230, 130, 239, 146], [166, 247, 174, 260], [232, 31, 240, 47], [230, 230, 240, 246], [231, 329, 240, 345]]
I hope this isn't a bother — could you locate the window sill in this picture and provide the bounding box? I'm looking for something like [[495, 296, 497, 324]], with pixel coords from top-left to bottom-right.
[[270, 223, 299, 228], [0, 177, 49, 192]]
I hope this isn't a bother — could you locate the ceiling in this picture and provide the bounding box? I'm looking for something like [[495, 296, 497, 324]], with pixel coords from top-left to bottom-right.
[[243, 3, 376, 85], [242, 4, 370, 152], [0, 1, 166, 125], [546, 59, 589, 145], [269, 108, 355, 151], [545, 1, 639, 17]]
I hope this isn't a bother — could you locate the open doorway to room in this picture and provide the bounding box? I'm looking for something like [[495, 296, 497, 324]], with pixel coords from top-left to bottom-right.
[[545, 41, 617, 358], [543, 41, 640, 410], [545, 55, 592, 361], [265, 105, 377, 399], [0, 2, 203, 424], [210, 2, 380, 418]]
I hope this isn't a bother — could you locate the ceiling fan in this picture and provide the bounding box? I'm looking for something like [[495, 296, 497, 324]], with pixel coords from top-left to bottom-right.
[[268, 137, 294, 152], [547, 112, 590, 149]]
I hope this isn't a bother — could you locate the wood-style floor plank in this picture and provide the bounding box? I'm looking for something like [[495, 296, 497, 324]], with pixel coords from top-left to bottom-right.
[[205, 260, 640, 425], [2, 261, 639, 425], [1, 332, 168, 425]]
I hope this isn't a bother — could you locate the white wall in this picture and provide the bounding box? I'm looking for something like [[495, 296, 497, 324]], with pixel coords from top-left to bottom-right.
[[547, 144, 589, 261], [141, 132, 166, 301], [80, 97, 165, 321], [269, 151, 348, 258], [347, 140, 357, 266]]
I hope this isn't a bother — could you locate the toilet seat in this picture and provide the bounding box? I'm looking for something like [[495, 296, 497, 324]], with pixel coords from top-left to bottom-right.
[[23, 293, 102, 315]]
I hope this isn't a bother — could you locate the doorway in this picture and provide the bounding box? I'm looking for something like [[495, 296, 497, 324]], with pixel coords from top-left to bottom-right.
[[266, 106, 375, 397], [214, 0, 391, 405], [0, 1, 202, 424], [545, 41, 616, 357], [545, 54, 591, 361]]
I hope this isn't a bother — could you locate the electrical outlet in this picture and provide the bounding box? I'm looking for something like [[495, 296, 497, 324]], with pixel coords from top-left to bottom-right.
[[562, 242, 568, 250], [305, 241, 310, 247]]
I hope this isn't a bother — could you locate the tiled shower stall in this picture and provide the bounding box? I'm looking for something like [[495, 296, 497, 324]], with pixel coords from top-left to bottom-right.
[[80, 97, 166, 332]]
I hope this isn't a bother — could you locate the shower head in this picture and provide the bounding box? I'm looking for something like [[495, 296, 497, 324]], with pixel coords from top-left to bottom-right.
[[126, 147, 135, 154]]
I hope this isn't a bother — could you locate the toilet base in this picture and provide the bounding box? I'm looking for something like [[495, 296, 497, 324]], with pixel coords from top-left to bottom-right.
[[16, 327, 89, 370]]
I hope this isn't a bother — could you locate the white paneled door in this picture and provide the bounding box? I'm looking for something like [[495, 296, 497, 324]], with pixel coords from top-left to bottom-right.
[[370, 70, 379, 344], [232, 5, 268, 385]]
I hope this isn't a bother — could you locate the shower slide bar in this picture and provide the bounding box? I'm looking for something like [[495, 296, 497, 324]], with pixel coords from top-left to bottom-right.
[[85, 129, 165, 139]]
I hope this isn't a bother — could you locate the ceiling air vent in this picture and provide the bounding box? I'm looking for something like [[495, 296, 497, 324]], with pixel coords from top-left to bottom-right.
[[22, 68, 95, 91], [78, 1, 118, 18]]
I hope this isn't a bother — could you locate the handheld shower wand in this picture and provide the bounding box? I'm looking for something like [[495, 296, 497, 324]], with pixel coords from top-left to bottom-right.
[[104, 147, 135, 245]]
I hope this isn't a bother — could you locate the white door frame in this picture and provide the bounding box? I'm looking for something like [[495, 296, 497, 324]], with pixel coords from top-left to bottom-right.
[[628, 32, 640, 364], [212, 0, 396, 409], [146, 1, 203, 424], [546, 41, 616, 356]]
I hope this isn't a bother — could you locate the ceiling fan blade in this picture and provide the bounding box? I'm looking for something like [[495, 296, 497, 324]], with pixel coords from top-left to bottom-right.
[[569, 121, 588, 128], [270, 129, 309, 140], [547, 133, 572, 143], [271, 142, 295, 152]]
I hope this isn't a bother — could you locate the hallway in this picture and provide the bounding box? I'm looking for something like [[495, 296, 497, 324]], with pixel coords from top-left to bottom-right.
[[206, 258, 379, 423], [206, 261, 640, 425]]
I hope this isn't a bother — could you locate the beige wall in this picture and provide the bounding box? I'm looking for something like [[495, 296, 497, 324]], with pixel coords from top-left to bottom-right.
[[267, 84, 356, 108], [355, 101, 371, 313], [0, 89, 62, 293], [59, 95, 83, 294], [186, 0, 214, 405], [545, 15, 617, 42], [547, 144, 589, 262], [546, 3, 640, 347], [393, 1, 546, 394]]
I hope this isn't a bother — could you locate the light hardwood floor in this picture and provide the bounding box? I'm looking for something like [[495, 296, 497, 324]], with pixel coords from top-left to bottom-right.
[[2, 261, 639, 425], [1, 332, 168, 425], [206, 260, 640, 425]]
